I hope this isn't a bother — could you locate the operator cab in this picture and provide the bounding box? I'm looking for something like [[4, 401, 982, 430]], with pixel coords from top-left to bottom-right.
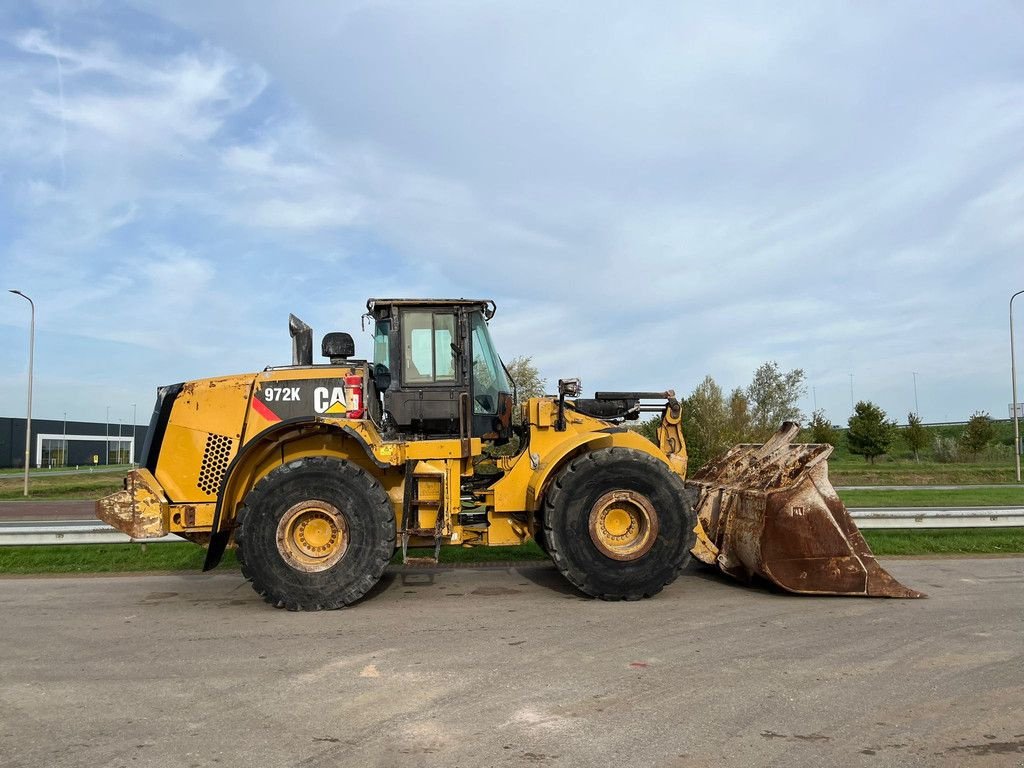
[[366, 298, 514, 442]]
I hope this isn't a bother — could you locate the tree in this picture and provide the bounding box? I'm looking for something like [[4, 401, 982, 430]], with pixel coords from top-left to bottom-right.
[[682, 375, 729, 469], [504, 356, 547, 424], [634, 361, 804, 468], [806, 409, 839, 446], [847, 400, 895, 463], [724, 387, 752, 446], [960, 410, 995, 460], [746, 361, 806, 438], [904, 412, 928, 462]]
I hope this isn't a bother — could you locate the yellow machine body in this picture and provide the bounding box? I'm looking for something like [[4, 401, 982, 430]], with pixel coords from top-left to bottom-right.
[[97, 369, 686, 552]]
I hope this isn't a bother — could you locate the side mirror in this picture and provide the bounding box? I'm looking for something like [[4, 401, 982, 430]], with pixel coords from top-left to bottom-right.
[[373, 363, 392, 392]]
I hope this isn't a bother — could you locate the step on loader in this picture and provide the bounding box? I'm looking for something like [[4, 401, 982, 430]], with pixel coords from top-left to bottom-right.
[[97, 298, 923, 609]]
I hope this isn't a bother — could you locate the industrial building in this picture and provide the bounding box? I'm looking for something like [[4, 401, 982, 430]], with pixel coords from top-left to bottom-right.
[[0, 417, 149, 469]]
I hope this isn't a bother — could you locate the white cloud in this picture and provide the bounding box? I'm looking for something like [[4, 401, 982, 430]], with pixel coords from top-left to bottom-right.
[[2, 2, 1023, 424]]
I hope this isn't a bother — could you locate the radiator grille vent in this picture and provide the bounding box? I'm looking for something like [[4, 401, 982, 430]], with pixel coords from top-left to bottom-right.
[[197, 434, 233, 496]]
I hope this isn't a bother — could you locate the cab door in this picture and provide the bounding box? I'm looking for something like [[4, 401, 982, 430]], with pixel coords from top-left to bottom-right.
[[386, 308, 468, 436]]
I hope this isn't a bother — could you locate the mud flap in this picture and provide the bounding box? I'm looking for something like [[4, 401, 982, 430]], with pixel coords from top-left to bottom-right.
[[687, 422, 925, 598], [203, 531, 231, 571]]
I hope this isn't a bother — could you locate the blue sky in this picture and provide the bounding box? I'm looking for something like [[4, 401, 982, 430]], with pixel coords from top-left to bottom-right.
[[1, 1, 1023, 429]]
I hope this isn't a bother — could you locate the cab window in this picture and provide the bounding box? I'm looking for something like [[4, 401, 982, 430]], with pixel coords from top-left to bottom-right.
[[402, 311, 457, 384], [373, 320, 390, 368]]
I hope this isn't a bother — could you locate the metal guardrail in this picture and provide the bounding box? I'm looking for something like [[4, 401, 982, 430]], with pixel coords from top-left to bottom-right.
[[1, 508, 1023, 546], [849, 507, 1024, 529], [0, 520, 184, 546]]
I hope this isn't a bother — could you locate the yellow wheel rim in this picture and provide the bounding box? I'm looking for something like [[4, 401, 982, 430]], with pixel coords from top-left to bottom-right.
[[276, 500, 349, 572], [588, 490, 659, 561]]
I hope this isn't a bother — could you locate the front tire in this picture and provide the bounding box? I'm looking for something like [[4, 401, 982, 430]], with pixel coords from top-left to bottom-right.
[[235, 457, 395, 610], [543, 447, 695, 600]]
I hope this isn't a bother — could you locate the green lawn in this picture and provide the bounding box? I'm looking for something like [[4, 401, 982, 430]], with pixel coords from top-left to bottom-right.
[[862, 528, 1024, 556], [0, 541, 547, 574], [839, 486, 1024, 508], [0, 473, 123, 501], [1, 533, 1020, 575], [828, 460, 1016, 486], [0, 465, 132, 476], [0, 542, 235, 574]]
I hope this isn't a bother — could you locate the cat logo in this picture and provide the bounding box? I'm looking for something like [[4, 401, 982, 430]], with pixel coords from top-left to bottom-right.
[[314, 386, 347, 415]]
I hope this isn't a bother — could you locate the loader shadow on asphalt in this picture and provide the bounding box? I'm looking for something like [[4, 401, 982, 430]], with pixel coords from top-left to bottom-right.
[[682, 559, 803, 599], [380, 560, 761, 604], [503, 562, 591, 598], [385, 562, 590, 600]]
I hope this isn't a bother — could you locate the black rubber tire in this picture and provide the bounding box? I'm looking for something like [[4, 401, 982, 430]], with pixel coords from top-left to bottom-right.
[[235, 457, 395, 611], [543, 447, 695, 601]]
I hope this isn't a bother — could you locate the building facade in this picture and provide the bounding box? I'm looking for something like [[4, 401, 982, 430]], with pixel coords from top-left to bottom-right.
[[0, 417, 150, 469]]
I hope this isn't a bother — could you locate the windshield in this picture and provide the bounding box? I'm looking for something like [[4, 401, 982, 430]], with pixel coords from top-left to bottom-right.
[[471, 311, 511, 414]]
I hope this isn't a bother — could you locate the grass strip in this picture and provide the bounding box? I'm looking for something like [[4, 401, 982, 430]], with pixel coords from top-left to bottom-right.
[[839, 487, 1024, 508], [862, 528, 1024, 556], [830, 465, 1016, 486], [0, 475, 123, 501], [0, 543, 237, 574], [2, 532, 1021, 575]]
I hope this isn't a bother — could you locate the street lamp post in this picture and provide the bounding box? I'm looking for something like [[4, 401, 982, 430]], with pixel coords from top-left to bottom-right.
[[1011, 290, 1024, 484], [105, 405, 110, 465], [62, 411, 67, 468], [9, 290, 34, 496], [131, 403, 137, 466], [912, 372, 920, 418]]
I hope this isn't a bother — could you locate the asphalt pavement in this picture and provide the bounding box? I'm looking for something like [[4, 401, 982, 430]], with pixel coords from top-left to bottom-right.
[[1, 558, 1022, 768], [0, 500, 95, 522]]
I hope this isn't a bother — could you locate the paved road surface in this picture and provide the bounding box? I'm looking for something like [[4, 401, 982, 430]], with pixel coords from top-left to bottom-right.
[[1, 558, 1022, 768], [0, 500, 95, 522]]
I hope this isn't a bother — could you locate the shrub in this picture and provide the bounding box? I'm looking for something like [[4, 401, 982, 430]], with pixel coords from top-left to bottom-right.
[[933, 435, 960, 463], [960, 411, 995, 461]]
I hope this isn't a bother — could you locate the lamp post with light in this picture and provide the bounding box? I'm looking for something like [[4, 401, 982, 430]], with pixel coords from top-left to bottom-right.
[[9, 290, 34, 496]]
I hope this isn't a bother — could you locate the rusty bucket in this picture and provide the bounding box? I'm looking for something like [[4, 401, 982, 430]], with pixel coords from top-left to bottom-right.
[[687, 422, 924, 598]]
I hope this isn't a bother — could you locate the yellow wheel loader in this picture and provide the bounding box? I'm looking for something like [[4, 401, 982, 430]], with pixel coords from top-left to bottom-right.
[[97, 298, 923, 610]]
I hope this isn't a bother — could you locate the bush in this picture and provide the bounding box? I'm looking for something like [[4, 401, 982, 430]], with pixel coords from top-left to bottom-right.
[[806, 409, 840, 446], [960, 411, 995, 460], [933, 436, 960, 463]]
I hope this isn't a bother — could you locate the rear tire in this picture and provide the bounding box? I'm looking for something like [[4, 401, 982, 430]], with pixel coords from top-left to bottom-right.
[[543, 448, 694, 600], [235, 457, 395, 610]]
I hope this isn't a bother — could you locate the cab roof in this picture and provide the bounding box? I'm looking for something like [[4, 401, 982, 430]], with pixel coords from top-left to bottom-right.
[[366, 298, 496, 319]]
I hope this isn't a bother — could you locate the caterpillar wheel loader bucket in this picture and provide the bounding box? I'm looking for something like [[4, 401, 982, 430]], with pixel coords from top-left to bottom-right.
[[687, 422, 925, 598]]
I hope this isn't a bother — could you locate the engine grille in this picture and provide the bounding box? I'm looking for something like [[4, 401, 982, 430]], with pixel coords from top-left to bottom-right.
[[197, 433, 234, 496]]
